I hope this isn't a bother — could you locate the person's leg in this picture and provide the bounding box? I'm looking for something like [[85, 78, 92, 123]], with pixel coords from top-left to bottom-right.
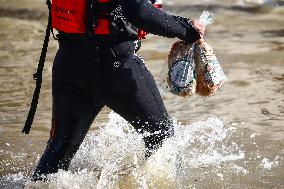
[[32, 79, 104, 181], [102, 42, 174, 157]]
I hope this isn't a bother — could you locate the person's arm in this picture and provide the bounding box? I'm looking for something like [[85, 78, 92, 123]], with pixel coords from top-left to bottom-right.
[[119, 0, 202, 43]]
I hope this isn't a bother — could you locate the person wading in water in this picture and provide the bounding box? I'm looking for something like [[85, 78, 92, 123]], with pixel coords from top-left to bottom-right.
[[31, 0, 205, 181]]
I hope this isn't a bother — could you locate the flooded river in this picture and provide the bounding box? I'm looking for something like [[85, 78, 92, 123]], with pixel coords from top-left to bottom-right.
[[0, 0, 284, 188]]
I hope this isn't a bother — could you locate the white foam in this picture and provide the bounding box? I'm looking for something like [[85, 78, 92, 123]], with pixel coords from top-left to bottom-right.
[[1, 112, 282, 188], [260, 157, 279, 170]]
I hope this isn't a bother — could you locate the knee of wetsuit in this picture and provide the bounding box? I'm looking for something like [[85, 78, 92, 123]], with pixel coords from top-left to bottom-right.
[[148, 117, 174, 137], [144, 118, 174, 158]]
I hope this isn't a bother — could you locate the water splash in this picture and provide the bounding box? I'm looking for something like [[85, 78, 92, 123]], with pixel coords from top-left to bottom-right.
[[1, 112, 282, 188]]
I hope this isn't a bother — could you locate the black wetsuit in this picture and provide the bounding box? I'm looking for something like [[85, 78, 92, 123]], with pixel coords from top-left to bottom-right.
[[32, 0, 200, 180]]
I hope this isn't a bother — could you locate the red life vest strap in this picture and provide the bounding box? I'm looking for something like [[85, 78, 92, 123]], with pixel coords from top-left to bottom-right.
[[93, 0, 114, 35]]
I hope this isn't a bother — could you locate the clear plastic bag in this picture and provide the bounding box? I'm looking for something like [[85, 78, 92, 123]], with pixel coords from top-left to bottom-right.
[[194, 41, 227, 96], [165, 40, 196, 97], [199, 11, 215, 27], [159, 11, 226, 97]]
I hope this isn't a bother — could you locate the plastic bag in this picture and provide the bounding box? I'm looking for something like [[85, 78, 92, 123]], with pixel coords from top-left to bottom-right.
[[159, 11, 226, 97], [165, 40, 196, 97], [194, 41, 226, 96]]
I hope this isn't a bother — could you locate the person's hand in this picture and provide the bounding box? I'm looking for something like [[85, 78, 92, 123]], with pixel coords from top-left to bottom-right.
[[192, 20, 205, 42]]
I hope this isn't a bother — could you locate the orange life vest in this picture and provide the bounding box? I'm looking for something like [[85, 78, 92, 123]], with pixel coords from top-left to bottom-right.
[[52, 0, 112, 35], [51, 0, 162, 37]]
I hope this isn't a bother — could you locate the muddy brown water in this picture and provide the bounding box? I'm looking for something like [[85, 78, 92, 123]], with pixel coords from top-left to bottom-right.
[[0, 0, 284, 188]]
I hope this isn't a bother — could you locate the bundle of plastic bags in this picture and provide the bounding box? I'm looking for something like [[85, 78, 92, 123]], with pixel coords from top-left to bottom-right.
[[160, 11, 227, 97]]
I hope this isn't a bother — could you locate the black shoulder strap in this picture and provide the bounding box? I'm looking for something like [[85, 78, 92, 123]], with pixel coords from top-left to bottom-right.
[[86, 0, 95, 37], [22, 0, 52, 134]]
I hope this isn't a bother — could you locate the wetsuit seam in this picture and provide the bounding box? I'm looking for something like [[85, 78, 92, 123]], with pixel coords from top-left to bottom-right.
[[134, 55, 162, 115], [165, 14, 169, 37]]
